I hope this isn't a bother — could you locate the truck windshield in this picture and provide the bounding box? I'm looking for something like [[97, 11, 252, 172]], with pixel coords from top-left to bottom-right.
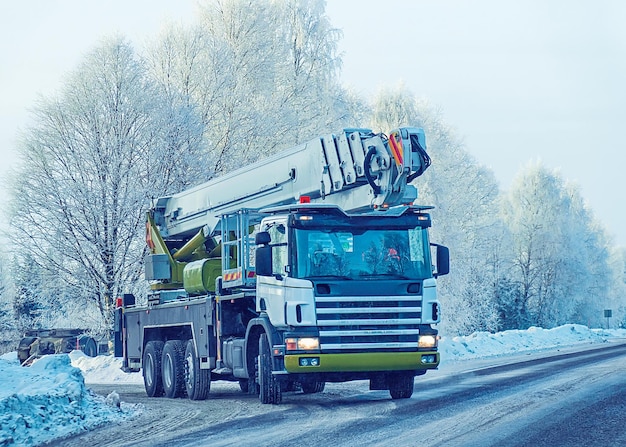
[[292, 227, 431, 280]]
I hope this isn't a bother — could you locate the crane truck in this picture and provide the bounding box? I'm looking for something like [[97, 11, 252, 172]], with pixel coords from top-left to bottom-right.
[[114, 126, 449, 404]]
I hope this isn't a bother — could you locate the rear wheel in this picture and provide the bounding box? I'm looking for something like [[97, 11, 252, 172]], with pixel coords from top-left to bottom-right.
[[301, 380, 325, 394], [238, 379, 247, 393], [258, 333, 281, 404], [79, 336, 98, 357], [184, 339, 210, 400], [143, 341, 164, 397], [17, 337, 37, 365], [162, 340, 186, 398], [388, 372, 414, 399], [283, 381, 297, 392]]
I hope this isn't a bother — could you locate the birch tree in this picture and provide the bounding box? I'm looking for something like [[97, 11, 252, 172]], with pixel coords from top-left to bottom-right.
[[146, 0, 350, 177], [270, 0, 350, 143], [501, 162, 613, 327], [0, 258, 17, 354], [611, 247, 626, 327], [9, 37, 205, 330]]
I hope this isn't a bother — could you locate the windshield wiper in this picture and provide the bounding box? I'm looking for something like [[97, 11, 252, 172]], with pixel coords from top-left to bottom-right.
[[306, 275, 352, 280], [358, 273, 411, 280]]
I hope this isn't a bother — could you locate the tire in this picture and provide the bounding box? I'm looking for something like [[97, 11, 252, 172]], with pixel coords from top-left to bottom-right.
[[162, 340, 186, 398], [238, 379, 247, 393], [239, 378, 259, 395], [18, 337, 37, 365], [283, 381, 297, 392], [79, 336, 98, 357], [184, 339, 210, 400], [258, 333, 281, 404], [301, 380, 325, 394], [143, 341, 165, 397], [388, 372, 414, 399]]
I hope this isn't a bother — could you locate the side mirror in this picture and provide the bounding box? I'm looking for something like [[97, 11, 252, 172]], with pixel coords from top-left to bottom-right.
[[255, 231, 271, 245], [431, 244, 449, 277], [255, 232, 272, 276]]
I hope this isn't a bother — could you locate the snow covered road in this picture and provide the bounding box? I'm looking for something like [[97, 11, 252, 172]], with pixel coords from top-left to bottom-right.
[[49, 339, 626, 447]]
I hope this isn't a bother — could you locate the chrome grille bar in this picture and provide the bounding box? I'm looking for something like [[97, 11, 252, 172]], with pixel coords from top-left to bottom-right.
[[315, 292, 424, 351], [317, 307, 421, 315], [319, 329, 419, 336]]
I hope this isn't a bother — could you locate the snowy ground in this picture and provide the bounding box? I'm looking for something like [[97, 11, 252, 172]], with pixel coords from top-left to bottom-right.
[[1, 324, 625, 446]]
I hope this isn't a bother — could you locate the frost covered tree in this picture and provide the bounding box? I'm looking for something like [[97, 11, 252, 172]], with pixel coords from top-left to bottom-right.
[[611, 247, 626, 328], [11, 253, 67, 331], [0, 258, 5, 319], [369, 85, 504, 335], [0, 257, 18, 353], [9, 37, 205, 331], [269, 0, 351, 143], [146, 0, 351, 176], [369, 83, 418, 133], [364, 84, 622, 335], [501, 162, 613, 328], [558, 183, 613, 327], [11, 254, 44, 331]]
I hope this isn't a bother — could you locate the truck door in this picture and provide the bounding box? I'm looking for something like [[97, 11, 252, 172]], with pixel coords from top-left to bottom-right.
[[256, 218, 289, 326]]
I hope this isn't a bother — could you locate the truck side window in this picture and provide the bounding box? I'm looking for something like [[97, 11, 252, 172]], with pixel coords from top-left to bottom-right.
[[267, 223, 288, 276]]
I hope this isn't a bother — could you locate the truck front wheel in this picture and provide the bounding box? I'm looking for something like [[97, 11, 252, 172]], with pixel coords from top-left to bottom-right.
[[143, 341, 165, 397], [184, 339, 210, 400], [258, 333, 281, 404], [388, 372, 414, 399]]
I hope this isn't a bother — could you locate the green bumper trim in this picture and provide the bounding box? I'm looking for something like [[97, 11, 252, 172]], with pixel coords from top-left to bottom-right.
[[284, 351, 439, 373]]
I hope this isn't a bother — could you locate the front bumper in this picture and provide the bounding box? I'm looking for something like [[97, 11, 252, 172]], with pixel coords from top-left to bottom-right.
[[284, 351, 439, 373]]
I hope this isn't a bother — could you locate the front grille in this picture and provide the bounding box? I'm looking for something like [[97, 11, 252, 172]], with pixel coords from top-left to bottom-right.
[[316, 295, 422, 352]]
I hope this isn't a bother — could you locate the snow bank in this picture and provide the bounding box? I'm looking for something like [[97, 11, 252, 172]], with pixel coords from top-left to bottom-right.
[[0, 353, 135, 447], [68, 350, 143, 385], [439, 324, 625, 364]]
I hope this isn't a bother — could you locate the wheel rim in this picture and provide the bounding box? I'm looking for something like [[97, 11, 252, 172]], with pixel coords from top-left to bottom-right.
[[185, 352, 195, 389], [145, 354, 154, 387], [163, 353, 173, 389]]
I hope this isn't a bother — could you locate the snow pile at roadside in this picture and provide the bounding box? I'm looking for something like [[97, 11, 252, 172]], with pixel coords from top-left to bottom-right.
[[69, 350, 143, 385], [0, 353, 136, 447], [439, 324, 625, 364]]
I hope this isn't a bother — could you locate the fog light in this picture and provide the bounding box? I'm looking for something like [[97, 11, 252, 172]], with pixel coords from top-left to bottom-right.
[[421, 354, 437, 364], [299, 357, 320, 367]]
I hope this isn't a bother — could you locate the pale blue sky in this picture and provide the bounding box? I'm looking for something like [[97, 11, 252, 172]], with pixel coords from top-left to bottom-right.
[[1, 0, 625, 246]]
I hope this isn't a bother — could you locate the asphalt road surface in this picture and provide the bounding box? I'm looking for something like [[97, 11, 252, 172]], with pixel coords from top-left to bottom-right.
[[49, 340, 626, 447]]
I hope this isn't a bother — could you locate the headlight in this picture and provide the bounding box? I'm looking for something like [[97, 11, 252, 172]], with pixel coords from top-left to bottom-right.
[[286, 337, 319, 351], [297, 337, 319, 350], [418, 334, 438, 349]]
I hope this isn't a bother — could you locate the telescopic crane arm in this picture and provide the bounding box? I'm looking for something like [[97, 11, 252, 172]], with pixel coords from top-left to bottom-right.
[[151, 127, 429, 241]]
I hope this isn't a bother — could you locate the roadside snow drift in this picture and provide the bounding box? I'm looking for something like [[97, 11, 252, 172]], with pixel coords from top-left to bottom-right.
[[438, 324, 623, 363], [0, 353, 135, 446]]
